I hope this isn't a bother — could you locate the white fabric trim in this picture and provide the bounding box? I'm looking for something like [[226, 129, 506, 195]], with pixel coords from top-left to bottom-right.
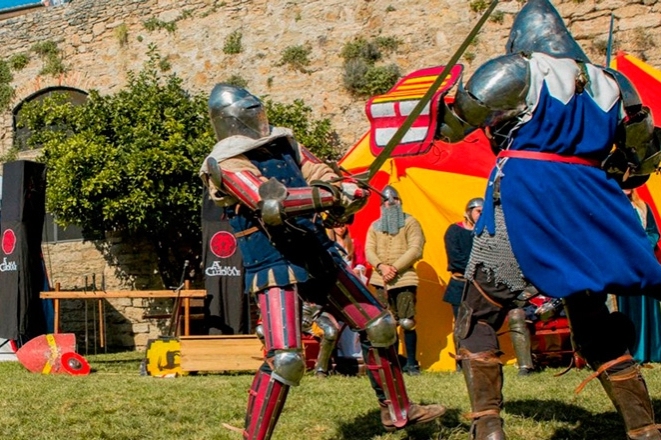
[[199, 126, 294, 174], [527, 53, 620, 113]]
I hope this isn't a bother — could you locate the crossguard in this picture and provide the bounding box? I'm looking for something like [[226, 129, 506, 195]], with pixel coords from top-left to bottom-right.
[[328, 165, 384, 199]]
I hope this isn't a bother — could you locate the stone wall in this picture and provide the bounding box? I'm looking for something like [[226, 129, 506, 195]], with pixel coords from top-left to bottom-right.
[[2, 0, 661, 349], [43, 232, 175, 350], [3, 0, 661, 151]]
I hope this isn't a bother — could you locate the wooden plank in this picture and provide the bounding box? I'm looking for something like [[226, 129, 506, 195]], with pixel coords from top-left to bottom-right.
[[40, 290, 206, 299], [179, 335, 264, 372]]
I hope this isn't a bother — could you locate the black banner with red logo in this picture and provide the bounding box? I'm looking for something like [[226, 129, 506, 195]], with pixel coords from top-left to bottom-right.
[[201, 192, 247, 335], [0, 161, 47, 341]]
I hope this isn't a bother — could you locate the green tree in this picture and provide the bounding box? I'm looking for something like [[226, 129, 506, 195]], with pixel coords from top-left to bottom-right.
[[18, 50, 215, 287], [264, 99, 341, 160], [18, 49, 340, 286]]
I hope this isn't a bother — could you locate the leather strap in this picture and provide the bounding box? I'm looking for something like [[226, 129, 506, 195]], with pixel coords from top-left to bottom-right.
[[451, 273, 466, 281], [574, 354, 634, 394], [472, 280, 503, 309], [498, 150, 600, 167], [234, 226, 259, 238], [465, 408, 500, 420], [628, 424, 661, 438]]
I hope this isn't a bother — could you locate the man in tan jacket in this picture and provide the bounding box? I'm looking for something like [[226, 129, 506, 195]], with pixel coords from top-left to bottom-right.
[[366, 185, 425, 375]]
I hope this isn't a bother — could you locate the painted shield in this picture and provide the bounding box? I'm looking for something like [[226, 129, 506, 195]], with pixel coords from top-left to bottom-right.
[[16, 333, 90, 375]]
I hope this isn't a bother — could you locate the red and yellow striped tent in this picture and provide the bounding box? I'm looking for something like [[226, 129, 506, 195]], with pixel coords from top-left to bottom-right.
[[340, 54, 661, 371]]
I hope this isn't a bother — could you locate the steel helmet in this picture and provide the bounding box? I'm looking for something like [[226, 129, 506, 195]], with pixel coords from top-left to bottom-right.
[[506, 0, 590, 63], [465, 197, 484, 212], [381, 185, 401, 205], [208, 84, 270, 141]]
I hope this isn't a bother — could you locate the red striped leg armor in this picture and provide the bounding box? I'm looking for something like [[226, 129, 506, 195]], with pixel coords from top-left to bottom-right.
[[326, 263, 396, 347], [366, 345, 411, 429], [259, 286, 301, 351], [243, 287, 304, 440], [244, 370, 289, 440]]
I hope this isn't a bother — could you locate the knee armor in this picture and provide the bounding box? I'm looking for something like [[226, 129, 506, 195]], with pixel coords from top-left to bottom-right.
[[399, 317, 416, 331], [271, 349, 305, 386], [365, 312, 397, 347]]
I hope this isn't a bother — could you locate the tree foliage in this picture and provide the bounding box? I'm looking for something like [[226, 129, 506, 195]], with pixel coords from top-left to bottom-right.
[[17, 48, 340, 286], [19, 49, 214, 287], [264, 99, 341, 161]]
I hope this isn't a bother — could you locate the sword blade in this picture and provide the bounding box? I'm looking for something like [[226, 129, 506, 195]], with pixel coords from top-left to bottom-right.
[[606, 12, 615, 67], [365, 0, 499, 183]]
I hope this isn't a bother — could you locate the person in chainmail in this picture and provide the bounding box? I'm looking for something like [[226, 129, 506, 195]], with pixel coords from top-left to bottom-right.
[[365, 185, 425, 376], [437, 1, 661, 438]]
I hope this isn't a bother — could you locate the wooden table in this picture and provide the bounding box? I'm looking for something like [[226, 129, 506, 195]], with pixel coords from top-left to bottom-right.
[[40, 289, 207, 346]]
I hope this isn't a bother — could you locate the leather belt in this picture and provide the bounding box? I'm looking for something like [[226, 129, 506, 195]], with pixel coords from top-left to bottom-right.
[[451, 273, 466, 282], [234, 226, 259, 238]]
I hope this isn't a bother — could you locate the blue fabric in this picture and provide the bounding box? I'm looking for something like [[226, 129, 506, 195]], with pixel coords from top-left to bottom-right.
[[226, 138, 339, 293], [617, 205, 661, 362], [476, 75, 661, 299]]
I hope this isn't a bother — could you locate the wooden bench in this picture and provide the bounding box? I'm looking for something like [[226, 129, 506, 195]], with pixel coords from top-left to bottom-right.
[[40, 287, 207, 347]]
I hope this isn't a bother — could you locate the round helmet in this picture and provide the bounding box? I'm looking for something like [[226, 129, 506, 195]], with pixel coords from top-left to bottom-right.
[[465, 197, 484, 212], [506, 0, 590, 63], [208, 84, 270, 141], [381, 185, 401, 205]]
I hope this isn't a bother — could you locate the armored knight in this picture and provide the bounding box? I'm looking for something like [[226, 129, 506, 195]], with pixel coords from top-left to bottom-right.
[[438, 1, 661, 439], [199, 84, 445, 440]]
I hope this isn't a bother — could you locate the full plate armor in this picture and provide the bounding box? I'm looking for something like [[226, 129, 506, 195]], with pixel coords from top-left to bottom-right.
[[439, 1, 661, 439], [200, 84, 445, 440]]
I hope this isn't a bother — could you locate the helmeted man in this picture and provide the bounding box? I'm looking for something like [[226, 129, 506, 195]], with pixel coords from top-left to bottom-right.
[[443, 197, 484, 319], [444, 198, 534, 377], [438, 1, 661, 439], [199, 84, 445, 440], [365, 185, 425, 375]]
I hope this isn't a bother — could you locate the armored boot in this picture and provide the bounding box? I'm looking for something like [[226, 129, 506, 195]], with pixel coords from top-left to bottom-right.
[[459, 348, 507, 440], [507, 308, 534, 376], [365, 345, 445, 431], [243, 370, 290, 440], [599, 365, 661, 440]]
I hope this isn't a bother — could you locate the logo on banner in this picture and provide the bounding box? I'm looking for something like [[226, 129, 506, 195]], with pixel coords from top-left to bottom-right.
[[205, 261, 241, 277], [210, 231, 237, 258], [2, 229, 16, 255]]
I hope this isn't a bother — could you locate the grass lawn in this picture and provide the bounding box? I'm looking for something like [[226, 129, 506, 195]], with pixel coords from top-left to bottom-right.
[[1, 351, 660, 440]]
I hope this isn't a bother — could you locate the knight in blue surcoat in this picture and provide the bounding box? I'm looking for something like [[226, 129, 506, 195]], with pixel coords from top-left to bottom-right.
[[439, 1, 661, 439]]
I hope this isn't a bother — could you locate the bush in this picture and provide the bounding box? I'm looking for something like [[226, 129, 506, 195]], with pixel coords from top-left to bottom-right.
[[223, 30, 243, 55], [264, 99, 341, 160], [19, 50, 214, 287], [340, 37, 401, 97], [279, 44, 311, 72], [8, 53, 30, 71], [224, 74, 248, 88]]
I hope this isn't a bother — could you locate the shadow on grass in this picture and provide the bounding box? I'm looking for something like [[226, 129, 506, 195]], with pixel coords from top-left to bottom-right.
[[506, 398, 661, 440], [334, 406, 467, 440]]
